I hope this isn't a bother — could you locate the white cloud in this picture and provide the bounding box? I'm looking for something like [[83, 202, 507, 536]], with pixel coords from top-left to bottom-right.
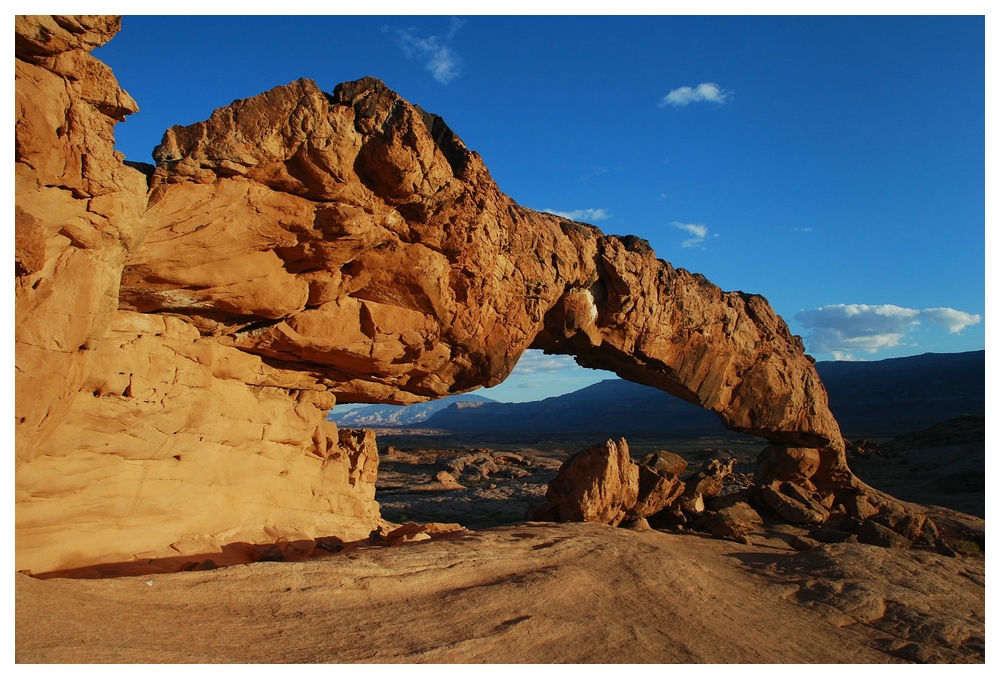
[[393, 23, 463, 84], [511, 350, 581, 376], [673, 221, 710, 248], [795, 303, 982, 357], [542, 208, 612, 222], [660, 82, 731, 107], [919, 307, 982, 333]]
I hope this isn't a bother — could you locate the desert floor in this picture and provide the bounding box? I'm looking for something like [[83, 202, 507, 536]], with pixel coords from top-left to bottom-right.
[[16, 520, 984, 663], [15, 429, 985, 664]]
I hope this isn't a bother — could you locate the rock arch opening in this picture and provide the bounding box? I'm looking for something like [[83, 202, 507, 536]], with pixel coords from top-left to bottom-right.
[[355, 353, 770, 532], [15, 18, 935, 576]]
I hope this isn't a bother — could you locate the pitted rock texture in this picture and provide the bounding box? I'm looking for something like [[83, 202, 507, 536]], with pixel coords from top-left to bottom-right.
[[15, 15, 920, 575], [124, 76, 850, 456], [14, 17, 383, 576], [15, 15, 147, 464], [123, 74, 845, 459]]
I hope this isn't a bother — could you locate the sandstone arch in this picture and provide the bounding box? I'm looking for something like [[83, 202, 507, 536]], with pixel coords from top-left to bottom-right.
[[15, 17, 918, 576]]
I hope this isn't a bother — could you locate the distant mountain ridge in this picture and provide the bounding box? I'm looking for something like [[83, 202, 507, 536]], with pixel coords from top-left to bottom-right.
[[816, 350, 985, 437], [328, 393, 495, 426], [418, 351, 984, 438], [423, 378, 725, 436]]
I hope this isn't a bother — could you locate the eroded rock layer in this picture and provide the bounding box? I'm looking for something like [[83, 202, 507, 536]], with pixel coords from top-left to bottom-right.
[[16, 16, 902, 575], [14, 17, 381, 575]]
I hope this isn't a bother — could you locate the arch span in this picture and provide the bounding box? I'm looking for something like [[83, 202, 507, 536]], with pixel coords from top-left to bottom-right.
[[15, 24, 924, 575]]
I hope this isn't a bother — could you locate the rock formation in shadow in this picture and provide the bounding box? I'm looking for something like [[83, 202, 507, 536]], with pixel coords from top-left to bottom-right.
[[14, 16, 926, 576]]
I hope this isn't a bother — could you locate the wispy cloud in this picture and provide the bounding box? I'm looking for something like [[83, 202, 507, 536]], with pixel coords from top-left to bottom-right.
[[673, 221, 713, 248], [660, 82, 731, 107], [511, 350, 581, 376], [391, 19, 464, 84], [542, 208, 612, 222], [795, 303, 982, 358], [445, 17, 465, 39]]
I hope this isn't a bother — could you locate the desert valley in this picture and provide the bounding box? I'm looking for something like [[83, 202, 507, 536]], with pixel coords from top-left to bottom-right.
[[14, 16, 984, 664]]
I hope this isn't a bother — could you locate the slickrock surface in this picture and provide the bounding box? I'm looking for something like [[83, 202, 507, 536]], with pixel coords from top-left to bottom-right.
[[13, 15, 933, 575], [14, 523, 984, 663]]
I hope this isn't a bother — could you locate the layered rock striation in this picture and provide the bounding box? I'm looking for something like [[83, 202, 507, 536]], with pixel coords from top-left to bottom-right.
[[15, 16, 909, 575], [15, 17, 382, 575]]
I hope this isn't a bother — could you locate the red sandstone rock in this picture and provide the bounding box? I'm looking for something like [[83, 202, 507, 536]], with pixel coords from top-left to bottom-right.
[[13, 18, 384, 576], [629, 465, 686, 519], [709, 500, 764, 541], [639, 450, 689, 477], [757, 445, 822, 487], [15, 15, 147, 468], [528, 439, 692, 526], [668, 458, 735, 519], [528, 439, 640, 526], [760, 481, 831, 526], [14, 15, 931, 575]]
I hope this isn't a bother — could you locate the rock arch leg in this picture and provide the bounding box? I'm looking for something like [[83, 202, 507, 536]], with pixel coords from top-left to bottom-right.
[[531, 234, 848, 482], [528, 234, 933, 542]]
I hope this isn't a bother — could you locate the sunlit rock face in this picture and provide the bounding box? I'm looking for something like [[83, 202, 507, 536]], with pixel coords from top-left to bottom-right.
[[14, 18, 382, 576], [125, 75, 844, 448], [17, 15, 905, 577]]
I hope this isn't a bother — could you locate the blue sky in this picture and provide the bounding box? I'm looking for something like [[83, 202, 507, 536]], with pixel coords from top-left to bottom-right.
[[91, 11, 987, 403]]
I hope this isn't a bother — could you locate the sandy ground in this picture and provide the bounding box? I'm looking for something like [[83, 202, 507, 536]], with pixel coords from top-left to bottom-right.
[[15, 521, 984, 663], [15, 428, 986, 664]]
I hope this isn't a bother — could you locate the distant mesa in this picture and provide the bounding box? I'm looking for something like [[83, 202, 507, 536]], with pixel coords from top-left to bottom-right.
[[14, 15, 948, 575]]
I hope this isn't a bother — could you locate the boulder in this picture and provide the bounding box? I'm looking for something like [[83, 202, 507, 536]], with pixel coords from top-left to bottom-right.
[[628, 465, 686, 519], [843, 491, 879, 524], [639, 451, 688, 476], [858, 520, 912, 549], [702, 499, 764, 543], [408, 470, 466, 493], [760, 481, 831, 526], [685, 458, 735, 498], [808, 528, 858, 544], [789, 536, 823, 551], [527, 439, 639, 526], [672, 458, 735, 519], [756, 445, 821, 486]]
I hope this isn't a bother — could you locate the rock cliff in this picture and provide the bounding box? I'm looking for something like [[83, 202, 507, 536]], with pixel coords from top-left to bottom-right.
[[15, 16, 913, 576]]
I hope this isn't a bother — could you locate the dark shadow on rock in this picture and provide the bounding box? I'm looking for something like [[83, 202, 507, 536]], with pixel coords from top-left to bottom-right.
[[25, 528, 475, 580]]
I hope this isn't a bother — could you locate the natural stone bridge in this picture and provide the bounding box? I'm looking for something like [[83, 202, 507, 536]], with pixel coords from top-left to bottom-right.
[[15, 16, 926, 576]]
